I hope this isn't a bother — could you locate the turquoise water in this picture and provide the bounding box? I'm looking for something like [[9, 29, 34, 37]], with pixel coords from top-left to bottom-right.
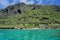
[[0, 30, 60, 40]]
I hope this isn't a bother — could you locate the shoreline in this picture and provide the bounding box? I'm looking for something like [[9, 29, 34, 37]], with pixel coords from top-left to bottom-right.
[[0, 28, 60, 30], [0, 26, 60, 29], [0, 29, 60, 31]]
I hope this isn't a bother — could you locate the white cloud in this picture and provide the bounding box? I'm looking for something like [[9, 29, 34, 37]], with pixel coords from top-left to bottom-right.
[[20, 0, 34, 4], [19, 0, 27, 4], [19, 0, 42, 4], [20, 0, 27, 2], [26, 0, 34, 4]]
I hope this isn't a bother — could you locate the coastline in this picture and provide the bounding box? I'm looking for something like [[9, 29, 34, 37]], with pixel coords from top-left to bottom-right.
[[0, 27, 60, 30]]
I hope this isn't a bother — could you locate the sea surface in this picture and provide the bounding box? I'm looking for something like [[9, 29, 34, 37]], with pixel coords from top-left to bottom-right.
[[0, 29, 60, 40]]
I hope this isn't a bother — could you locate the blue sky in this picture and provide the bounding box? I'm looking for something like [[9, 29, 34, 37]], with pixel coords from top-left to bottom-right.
[[0, 0, 60, 9]]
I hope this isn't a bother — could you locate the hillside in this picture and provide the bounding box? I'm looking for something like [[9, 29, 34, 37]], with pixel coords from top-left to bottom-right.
[[0, 3, 60, 29]]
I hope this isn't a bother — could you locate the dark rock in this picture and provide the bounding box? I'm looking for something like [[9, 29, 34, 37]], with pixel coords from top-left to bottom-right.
[[31, 5, 43, 10], [55, 21, 60, 24], [0, 3, 26, 18], [40, 17, 49, 20], [20, 28, 23, 29]]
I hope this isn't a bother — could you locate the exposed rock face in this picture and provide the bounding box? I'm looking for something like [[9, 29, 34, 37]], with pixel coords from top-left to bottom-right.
[[0, 3, 26, 18], [0, 3, 46, 18], [0, 3, 60, 18]]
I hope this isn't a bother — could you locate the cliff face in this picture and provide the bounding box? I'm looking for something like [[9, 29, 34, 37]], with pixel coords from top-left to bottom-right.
[[0, 3, 48, 17], [0, 3, 60, 18], [0, 3, 60, 29], [0, 3, 26, 18]]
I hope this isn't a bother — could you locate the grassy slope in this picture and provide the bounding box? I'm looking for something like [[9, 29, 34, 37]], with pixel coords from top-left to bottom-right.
[[0, 5, 60, 29]]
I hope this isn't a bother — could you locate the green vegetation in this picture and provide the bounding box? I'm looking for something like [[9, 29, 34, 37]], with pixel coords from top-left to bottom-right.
[[0, 5, 60, 29]]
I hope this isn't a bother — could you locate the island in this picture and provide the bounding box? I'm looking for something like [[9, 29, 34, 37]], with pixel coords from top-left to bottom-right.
[[0, 3, 60, 29]]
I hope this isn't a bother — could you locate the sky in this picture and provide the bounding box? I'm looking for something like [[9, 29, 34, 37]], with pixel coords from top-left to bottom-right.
[[0, 0, 60, 9]]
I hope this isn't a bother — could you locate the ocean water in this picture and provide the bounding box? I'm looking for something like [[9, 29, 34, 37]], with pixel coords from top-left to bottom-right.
[[0, 30, 60, 40]]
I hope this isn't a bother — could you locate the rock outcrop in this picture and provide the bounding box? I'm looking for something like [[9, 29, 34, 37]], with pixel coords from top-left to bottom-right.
[[0, 3, 60, 29], [0, 3, 60, 18]]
